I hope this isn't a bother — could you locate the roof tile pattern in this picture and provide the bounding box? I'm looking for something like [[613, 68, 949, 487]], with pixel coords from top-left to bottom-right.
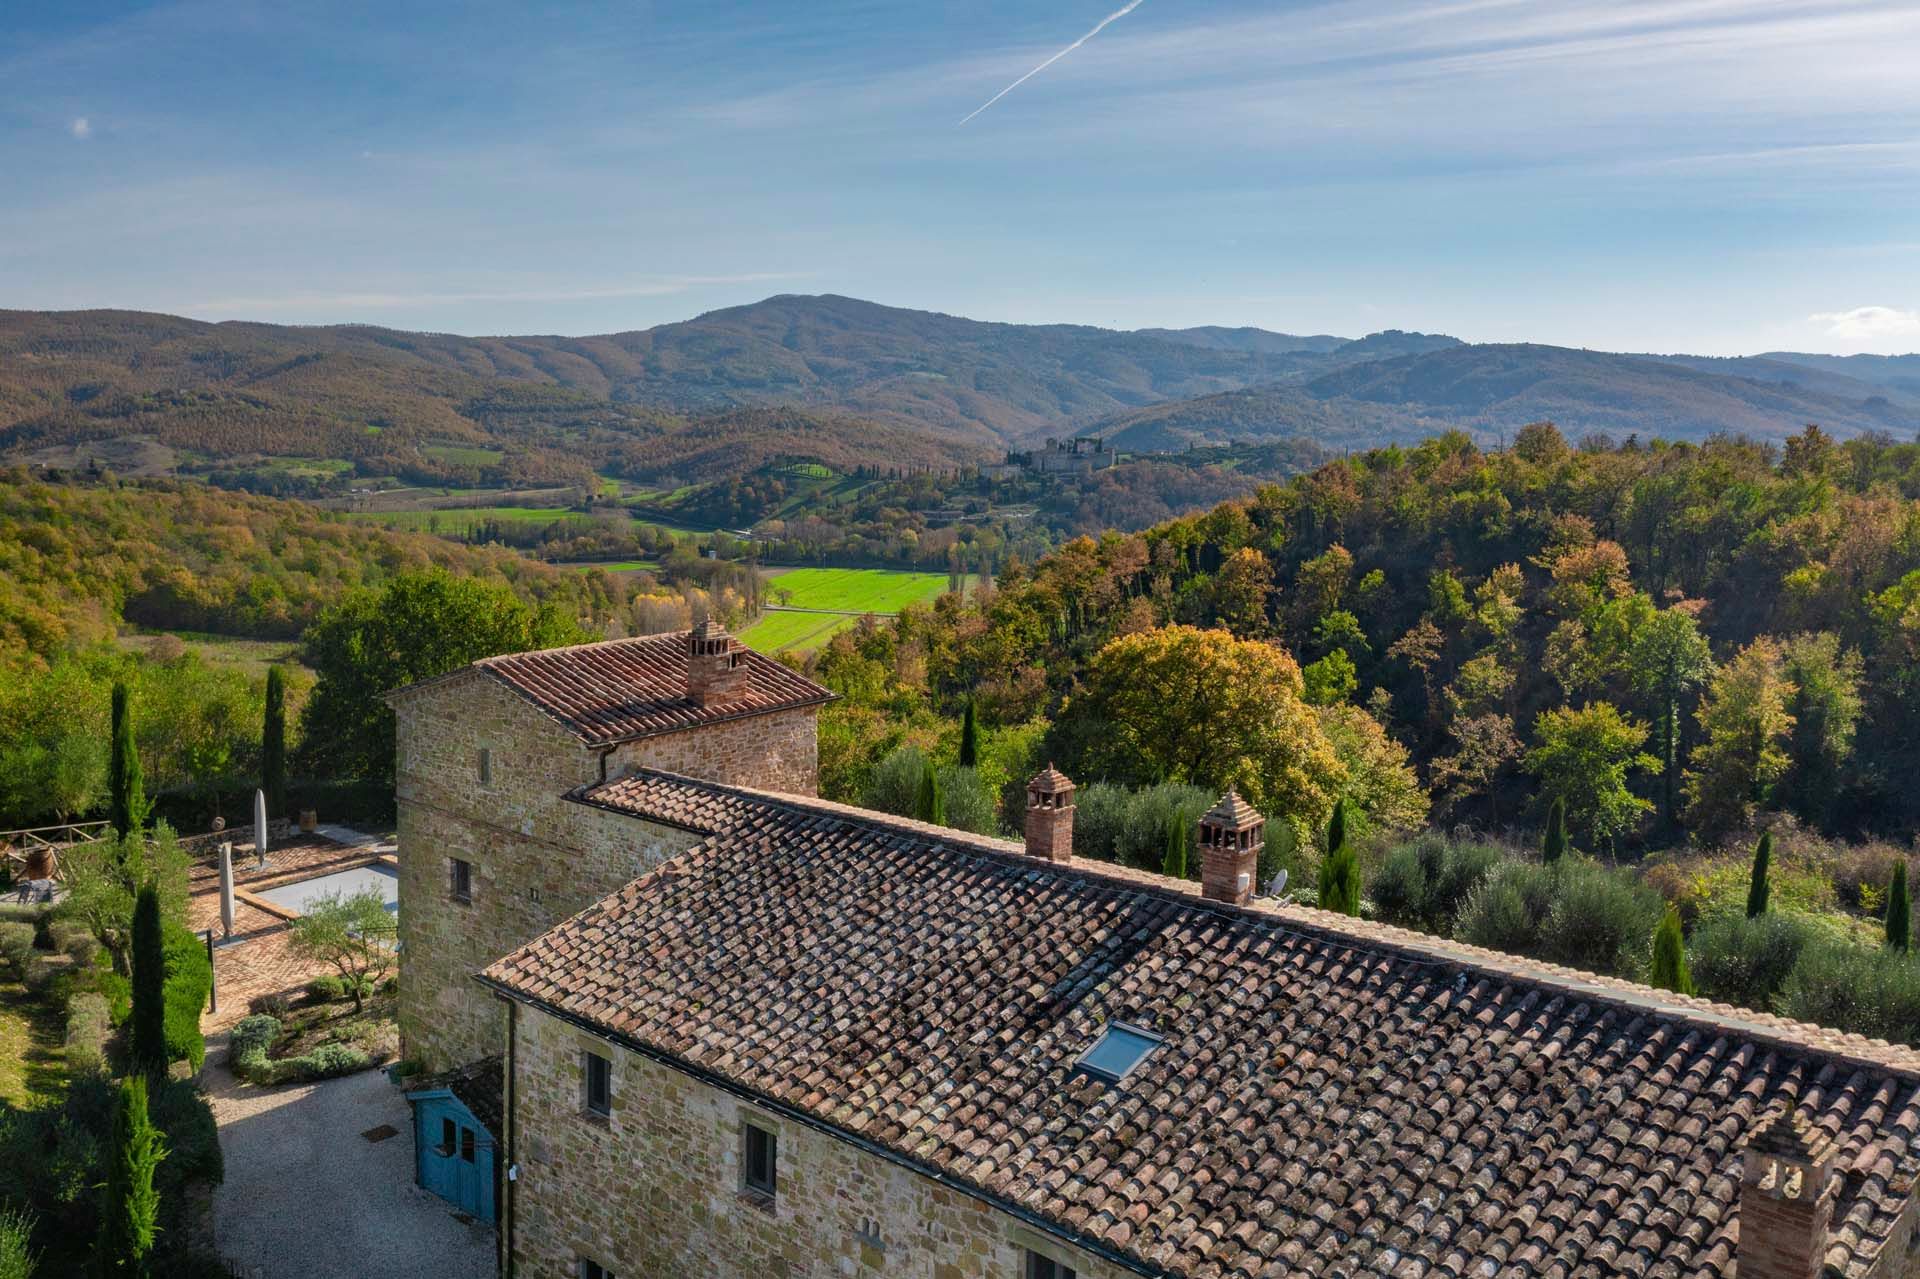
[[465, 633, 832, 745], [492, 775, 1920, 1279]]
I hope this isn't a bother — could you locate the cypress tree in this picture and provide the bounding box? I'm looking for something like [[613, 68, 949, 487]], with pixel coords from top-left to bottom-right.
[[129, 886, 168, 1079], [1746, 831, 1773, 919], [1161, 813, 1188, 880], [915, 759, 943, 826], [958, 700, 979, 769], [1327, 797, 1348, 861], [1649, 906, 1694, 995], [97, 1074, 165, 1276], [1542, 797, 1567, 865], [108, 683, 146, 840], [1317, 799, 1361, 915], [262, 665, 287, 816], [1888, 862, 1911, 952]]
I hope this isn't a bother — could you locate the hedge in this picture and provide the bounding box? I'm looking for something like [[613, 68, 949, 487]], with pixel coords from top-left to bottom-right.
[[64, 992, 112, 1077], [0, 923, 34, 977], [161, 923, 212, 1073]]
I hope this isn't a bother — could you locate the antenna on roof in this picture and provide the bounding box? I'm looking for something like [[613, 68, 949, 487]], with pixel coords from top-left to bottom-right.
[[1260, 867, 1289, 898]]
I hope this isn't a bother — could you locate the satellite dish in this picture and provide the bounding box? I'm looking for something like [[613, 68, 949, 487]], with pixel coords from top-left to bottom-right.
[[1263, 867, 1289, 898]]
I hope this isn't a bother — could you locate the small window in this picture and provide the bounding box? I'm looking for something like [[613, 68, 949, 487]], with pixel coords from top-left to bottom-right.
[[478, 747, 492, 786], [438, 1117, 456, 1155], [449, 857, 473, 904], [460, 1127, 476, 1163], [583, 1051, 612, 1118], [577, 1260, 611, 1279], [1025, 1251, 1077, 1279], [1076, 1022, 1162, 1084], [742, 1122, 777, 1199]]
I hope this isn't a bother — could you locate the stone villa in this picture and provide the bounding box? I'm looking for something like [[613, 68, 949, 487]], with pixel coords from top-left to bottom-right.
[[392, 623, 1920, 1279]]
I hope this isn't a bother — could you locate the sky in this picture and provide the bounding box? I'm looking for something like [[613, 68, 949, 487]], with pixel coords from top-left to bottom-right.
[[4, 0, 1919, 355]]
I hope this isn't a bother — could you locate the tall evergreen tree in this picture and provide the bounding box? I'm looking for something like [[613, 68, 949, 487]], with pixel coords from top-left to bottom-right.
[[1746, 831, 1773, 919], [1327, 796, 1348, 861], [97, 1074, 165, 1276], [1648, 906, 1694, 995], [1317, 798, 1361, 915], [262, 665, 287, 815], [1888, 862, 1911, 952], [128, 886, 168, 1079], [1161, 813, 1189, 880], [108, 683, 146, 840], [958, 700, 979, 770], [1542, 797, 1567, 865], [914, 759, 943, 826]]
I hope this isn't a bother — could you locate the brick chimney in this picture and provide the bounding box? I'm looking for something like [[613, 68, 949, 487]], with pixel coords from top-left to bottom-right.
[[1199, 789, 1264, 905], [1024, 765, 1075, 862], [1740, 1110, 1840, 1279], [686, 619, 751, 708]]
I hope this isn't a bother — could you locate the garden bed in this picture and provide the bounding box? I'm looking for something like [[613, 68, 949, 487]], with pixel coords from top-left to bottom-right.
[[230, 985, 396, 1085]]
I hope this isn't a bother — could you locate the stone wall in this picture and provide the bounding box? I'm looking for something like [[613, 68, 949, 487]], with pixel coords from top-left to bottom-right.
[[393, 672, 819, 1073], [507, 1001, 1134, 1279]]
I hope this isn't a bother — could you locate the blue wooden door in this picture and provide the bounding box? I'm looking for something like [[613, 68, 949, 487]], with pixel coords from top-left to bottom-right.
[[414, 1095, 496, 1223]]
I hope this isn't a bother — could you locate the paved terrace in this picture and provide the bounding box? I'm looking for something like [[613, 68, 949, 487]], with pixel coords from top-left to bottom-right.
[[185, 827, 396, 1030]]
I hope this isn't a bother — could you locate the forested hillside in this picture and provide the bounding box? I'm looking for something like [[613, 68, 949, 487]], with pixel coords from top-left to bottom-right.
[[809, 424, 1920, 848]]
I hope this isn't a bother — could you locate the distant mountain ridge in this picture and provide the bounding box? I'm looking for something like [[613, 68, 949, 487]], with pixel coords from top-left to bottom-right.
[[1, 295, 1913, 489]]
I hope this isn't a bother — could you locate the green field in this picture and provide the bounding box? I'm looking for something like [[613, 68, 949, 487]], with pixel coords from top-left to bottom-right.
[[421, 444, 506, 467], [763, 568, 958, 614], [346, 506, 585, 532], [738, 611, 856, 655], [566, 560, 660, 573], [117, 631, 310, 678]]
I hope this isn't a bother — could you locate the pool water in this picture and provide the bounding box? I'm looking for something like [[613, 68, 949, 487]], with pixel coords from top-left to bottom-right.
[[255, 863, 400, 915]]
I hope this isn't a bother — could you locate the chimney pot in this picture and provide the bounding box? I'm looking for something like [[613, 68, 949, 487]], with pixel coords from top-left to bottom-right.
[[686, 621, 751, 708], [1739, 1110, 1839, 1279], [1199, 788, 1264, 905], [1024, 765, 1075, 862]]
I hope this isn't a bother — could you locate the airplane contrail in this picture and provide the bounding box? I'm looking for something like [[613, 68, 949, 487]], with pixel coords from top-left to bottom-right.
[[959, 0, 1149, 125]]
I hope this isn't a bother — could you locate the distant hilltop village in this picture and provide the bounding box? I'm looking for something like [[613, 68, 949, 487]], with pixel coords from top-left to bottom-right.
[[388, 621, 1920, 1279], [1000, 435, 1118, 477]]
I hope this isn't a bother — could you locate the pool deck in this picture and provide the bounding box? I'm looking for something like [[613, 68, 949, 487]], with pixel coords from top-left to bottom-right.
[[185, 828, 397, 1030]]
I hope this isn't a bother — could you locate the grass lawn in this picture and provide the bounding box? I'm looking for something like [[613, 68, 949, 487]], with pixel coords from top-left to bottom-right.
[[0, 975, 65, 1109], [118, 631, 310, 678], [762, 567, 959, 614], [739, 611, 856, 655], [565, 560, 660, 573], [346, 506, 584, 532]]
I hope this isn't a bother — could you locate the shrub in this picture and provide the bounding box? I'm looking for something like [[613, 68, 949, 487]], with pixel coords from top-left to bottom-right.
[[1370, 833, 1505, 934], [162, 923, 212, 1073], [1648, 906, 1694, 995], [247, 992, 291, 1018], [0, 1207, 36, 1279], [1541, 859, 1665, 977], [1457, 861, 1560, 957], [304, 975, 347, 1004], [64, 992, 112, 1078], [1070, 783, 1130, 862], [1690, 912, 1818, 1012], [229, 1015, 280, 1082], [862, 745, 928, 818], [288, 1043, 373, 1080], [0, 922, 34, 976], [1778, 941, 1920, 1045], [936, 766, 998, 836]]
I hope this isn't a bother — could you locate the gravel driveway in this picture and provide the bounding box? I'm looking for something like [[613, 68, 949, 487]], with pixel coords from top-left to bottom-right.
[[209, 1042, 496, 1279]]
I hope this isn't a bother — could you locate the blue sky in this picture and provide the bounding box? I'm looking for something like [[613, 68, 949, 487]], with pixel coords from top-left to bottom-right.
[[4, 0, 1918, 354]]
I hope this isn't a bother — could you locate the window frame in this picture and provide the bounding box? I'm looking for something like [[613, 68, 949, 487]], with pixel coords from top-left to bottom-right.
[[478, 746, 492, 787], [448, 856, 473, 905], [740, 1120, 778, 1201], [1073, 1021, 1163, 1085], [459, 1127, 476, 1164], [582, 1050, 612, 1120], [438, 1117, 456, 1156], [1024, 1250, 1077, 1279], [576, 1258, 610, 1279]]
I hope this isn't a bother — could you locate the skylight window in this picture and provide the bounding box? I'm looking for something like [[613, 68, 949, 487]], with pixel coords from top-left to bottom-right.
[[1076, 1023, 1162, 1084]]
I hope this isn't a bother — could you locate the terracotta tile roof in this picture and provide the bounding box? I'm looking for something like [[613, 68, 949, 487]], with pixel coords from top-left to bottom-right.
[[392, 632, 833, 746], [493, 774, 1920, 1279]]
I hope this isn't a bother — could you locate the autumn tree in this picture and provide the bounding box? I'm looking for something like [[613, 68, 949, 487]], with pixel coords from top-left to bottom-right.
[[1524, 703, 1659, 853], [1778, 632, 1862, 826], [1683, 638, 1796, 839]]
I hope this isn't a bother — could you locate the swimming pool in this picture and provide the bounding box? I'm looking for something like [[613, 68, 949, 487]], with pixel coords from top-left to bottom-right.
[[254, 862, 399, 916]]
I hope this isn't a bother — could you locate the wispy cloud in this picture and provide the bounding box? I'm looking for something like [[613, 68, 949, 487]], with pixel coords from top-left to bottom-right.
[[186, 274, 811, 317], [959, 0, 1149, 125], [69, 116, 91, 139], [1810, 305, 1920, 340]]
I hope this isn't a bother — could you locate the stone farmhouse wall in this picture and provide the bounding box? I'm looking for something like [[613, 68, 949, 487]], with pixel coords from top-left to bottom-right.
[[508, 1001, 1134, 1279], [393, 670, 819, 1072]]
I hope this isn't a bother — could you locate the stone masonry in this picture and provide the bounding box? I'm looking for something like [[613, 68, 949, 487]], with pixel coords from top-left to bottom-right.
[[393, 665, 819, 1073], [507, 1000, 1132, 1279]]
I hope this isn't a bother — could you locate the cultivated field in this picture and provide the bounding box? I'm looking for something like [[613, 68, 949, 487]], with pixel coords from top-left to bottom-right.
[[738, 611, 856, 655], [762, 567, 958, 614]]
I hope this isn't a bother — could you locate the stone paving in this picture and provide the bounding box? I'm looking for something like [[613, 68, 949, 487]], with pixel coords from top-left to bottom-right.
[[186, 829, 397, 1030]]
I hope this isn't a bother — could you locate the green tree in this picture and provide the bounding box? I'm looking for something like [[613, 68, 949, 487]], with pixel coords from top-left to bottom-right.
[[913, 757, 943, 826], [1683, 637, 1796, 839], [1542, 797, 1567, 865], [1301, 650, 1358, 706], [1161, 812, 1189, 880], [108, 682, 146, 840], [1627, 605, 1712, 829], [1747, 832, 1772, 919], [1524, 703, 1659, 853], [96, 1075, 165, 1276], [1888, 862, 1911, 953], [262, 664, 287, 815], [287, 889, 399, 1014], [62, 828, 190, 977], [299, 569, 588, 783], [1317, 799, 1361, 915], [128, 886, 168, 1078], [1648, 906, 1694, 995], [1779, 632, 1862, 826], [958, 699, 979, 769]]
